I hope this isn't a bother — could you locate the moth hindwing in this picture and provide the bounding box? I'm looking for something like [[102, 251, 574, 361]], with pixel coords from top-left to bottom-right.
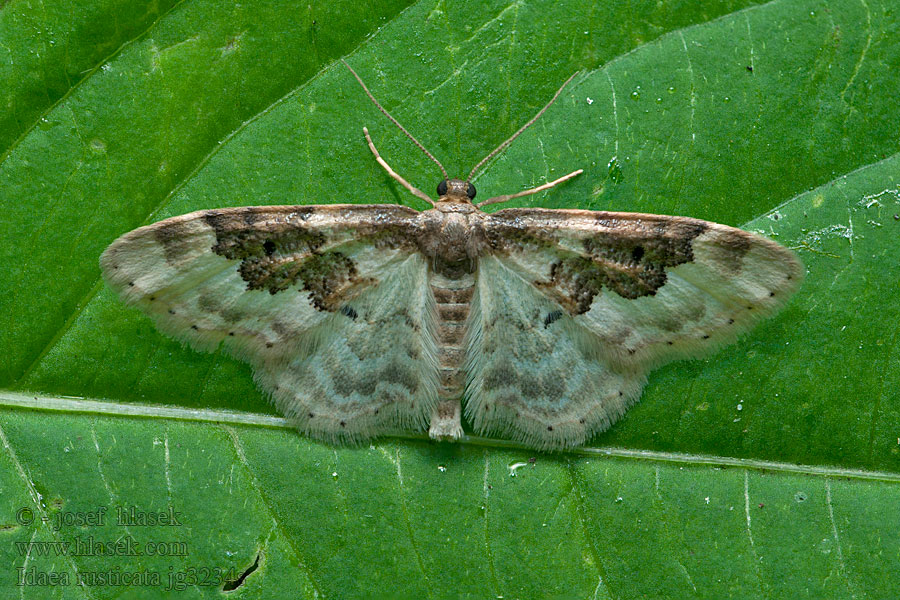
[[101, 65, 803, 450]]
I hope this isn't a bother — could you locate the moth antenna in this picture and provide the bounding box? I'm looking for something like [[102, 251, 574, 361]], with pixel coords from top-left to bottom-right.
[[476, 168, 583, 208], [466, 71, 580, 184], [363, 127, 435, 206], [342, 59, 449, 181]]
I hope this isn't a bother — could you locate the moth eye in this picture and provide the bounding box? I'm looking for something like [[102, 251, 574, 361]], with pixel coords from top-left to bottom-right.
[[437, 180, 448, 196], [466, 183, 477, 199], [631, 246, 644, 261]]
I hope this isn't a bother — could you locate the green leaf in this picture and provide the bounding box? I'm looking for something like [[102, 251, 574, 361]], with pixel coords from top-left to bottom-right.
[[2, 0, 899, 597]]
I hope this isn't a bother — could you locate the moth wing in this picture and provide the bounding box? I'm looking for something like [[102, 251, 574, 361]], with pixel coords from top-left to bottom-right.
[[101, 205, 439, 443], [255, 251, 438, 443], [468, 208, 803, 449], [466, 254, 646, 450]]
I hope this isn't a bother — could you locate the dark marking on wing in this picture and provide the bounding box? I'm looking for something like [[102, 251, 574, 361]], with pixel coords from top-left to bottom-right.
[[221, 306, 245, 323], [332, 369, 377, 396], [482, 363, 565, 403], [199, 206, 422, 312], [486, 212, 707, 314], [701, 230, 752, 274], [331, 361, 419, 397], [354, 222, 422, 251], [340, 306, 358, 320], [154, 220, 198, 263], [483, 223, 558, 253], [197, 294, 220, 313], [382, 362, 419, 392], [482, 363, 516, 389], [293, 252, 362, 310], [271, 321, 291, 336], [543, 310, 563, 328], [205, 211, 327, 260]]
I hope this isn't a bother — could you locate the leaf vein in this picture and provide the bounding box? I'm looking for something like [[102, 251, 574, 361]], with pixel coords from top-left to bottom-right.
[[0, 0, 192, 166], [567, 460, 615, 600], [0, 423, 98, 599], [223, 425, 326, 598]]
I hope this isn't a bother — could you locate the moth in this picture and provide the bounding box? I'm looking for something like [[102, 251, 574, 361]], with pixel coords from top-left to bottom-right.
[[101, 62, 803, 450]]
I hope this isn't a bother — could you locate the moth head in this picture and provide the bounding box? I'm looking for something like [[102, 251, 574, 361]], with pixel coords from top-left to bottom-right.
[[437, 178, 477, 203]]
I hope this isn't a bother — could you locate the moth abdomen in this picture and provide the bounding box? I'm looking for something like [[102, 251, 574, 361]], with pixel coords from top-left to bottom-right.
[[427, 271, 474, 441]]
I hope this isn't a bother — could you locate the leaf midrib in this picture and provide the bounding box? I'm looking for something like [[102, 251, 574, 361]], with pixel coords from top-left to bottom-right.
[[3, 390, 899, 481]]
